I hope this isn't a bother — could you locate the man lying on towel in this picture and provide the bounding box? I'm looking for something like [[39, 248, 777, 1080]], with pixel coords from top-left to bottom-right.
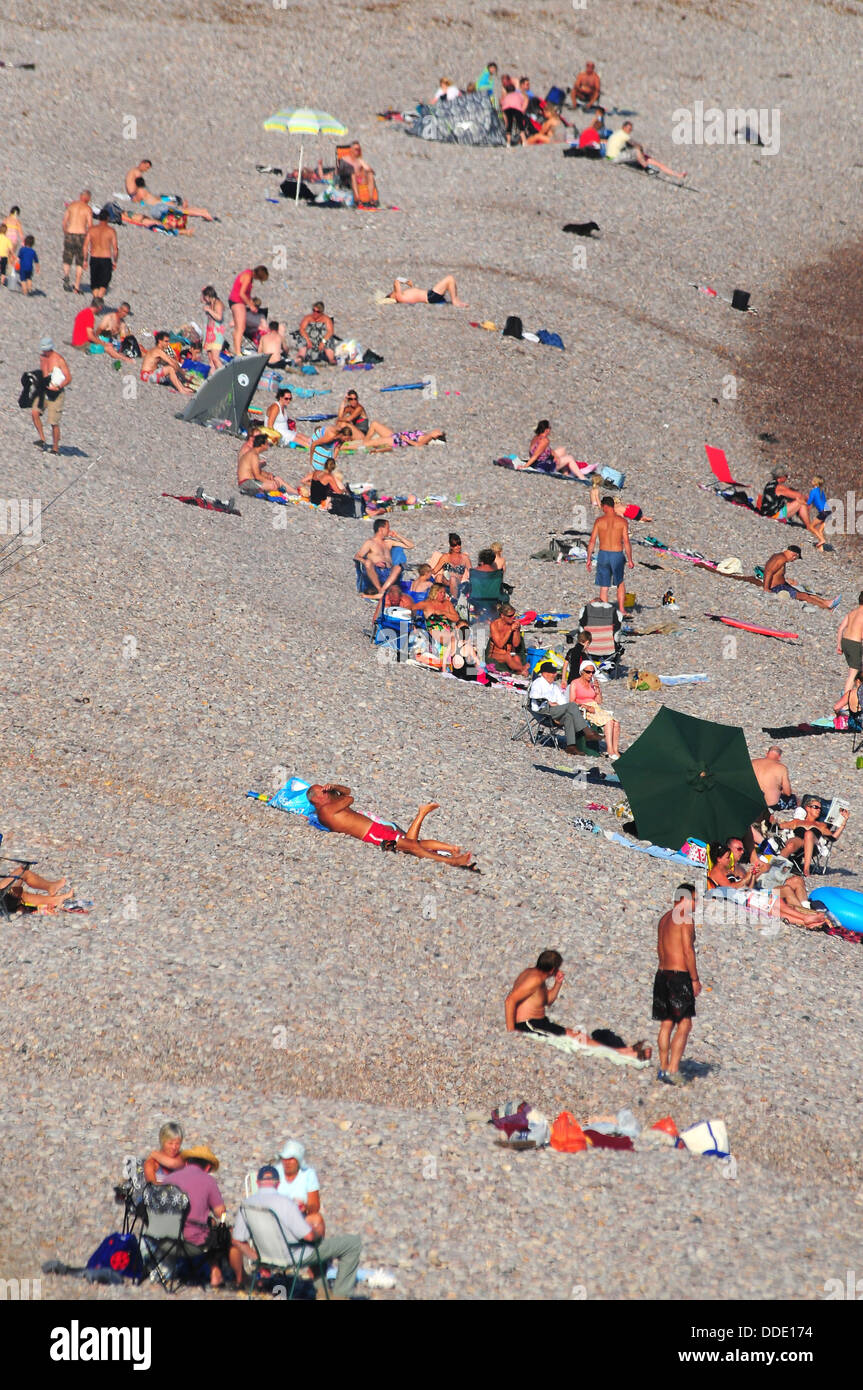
[[307, 785, 478, 869], [505, 950, 651, 1059]]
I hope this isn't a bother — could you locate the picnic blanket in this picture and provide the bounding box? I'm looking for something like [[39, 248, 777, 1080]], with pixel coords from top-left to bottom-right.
[[528, 1030, 650, 1070]]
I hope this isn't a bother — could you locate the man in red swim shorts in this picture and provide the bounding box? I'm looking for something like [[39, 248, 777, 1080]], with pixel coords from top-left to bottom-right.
[[307, 784, 477, 869]]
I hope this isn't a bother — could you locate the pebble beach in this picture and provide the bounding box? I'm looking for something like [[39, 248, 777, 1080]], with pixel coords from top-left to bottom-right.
[[0, 0, 861, 1303]]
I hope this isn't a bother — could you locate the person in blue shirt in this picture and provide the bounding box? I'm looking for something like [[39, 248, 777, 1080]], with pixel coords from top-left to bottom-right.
[[17, 234, 39, 295], [476, 61, 498, 98], [807, 475, 830, 520]]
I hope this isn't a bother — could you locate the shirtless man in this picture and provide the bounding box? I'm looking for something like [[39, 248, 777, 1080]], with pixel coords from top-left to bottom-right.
[[257, 320, 289, 366], [762, 546, 839, 610], [834, 592, 863, 710], [751, 746, 794, 813], [307, 785, 477, 868], [83, 209, 118, 308], [390, 276, 468, 308], [98, 301, 132, 342], [571, 61, 601, 109], [505, 950, 650, 1058], [355, 517, 413, 597], [32, 338, 71, 454], [653, 885, 701, 1084], [125, 160, 214, 220], [139, 333, 193, 394], [62, 190, 92, 294], [237, 433, 289, 496], [586, 496, 634, 610]]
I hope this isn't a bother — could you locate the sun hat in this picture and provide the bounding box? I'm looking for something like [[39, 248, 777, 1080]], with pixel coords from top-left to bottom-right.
[[278, 1139, 307, 1167], [39, 336, 54, 352], [180, 1143, 220, 1171], [579, 660, 598, 673]]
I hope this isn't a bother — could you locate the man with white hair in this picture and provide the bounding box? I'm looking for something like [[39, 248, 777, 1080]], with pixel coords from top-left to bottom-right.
[[232, 1164, 362, 1299]]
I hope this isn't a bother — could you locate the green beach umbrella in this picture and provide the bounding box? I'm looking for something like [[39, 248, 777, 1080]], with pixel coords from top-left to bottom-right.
[[614, 706, 765, 850], [263, 108, 349, 203]]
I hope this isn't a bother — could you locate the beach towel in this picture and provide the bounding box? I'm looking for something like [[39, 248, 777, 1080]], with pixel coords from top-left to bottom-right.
[[162, 491, 240, 515], [529, 1031, 650, 1070], [246, 778, 331, 831]]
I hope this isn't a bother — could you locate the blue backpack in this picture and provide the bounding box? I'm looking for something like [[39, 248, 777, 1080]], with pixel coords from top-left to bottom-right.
[[86, 1231, 143, 1282]]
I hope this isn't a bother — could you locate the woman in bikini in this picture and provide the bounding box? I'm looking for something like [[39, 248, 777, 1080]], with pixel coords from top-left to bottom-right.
[[337, 390, 373, 440], [229, 264, 268, 358], [430, 534, 472, 599], [487, 604, 528, 675], [526, 419, 595, 479], [363, 420, 446, 449]]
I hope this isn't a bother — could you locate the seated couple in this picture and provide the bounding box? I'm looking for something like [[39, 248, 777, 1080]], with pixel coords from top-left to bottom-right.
[[524, 420, 594, 480], [307, 785, 478, 869], [506, 951, 651, 1059], [529, 660, 621, 758], [706, 837, 829, 929], [336, 390, 444, 449]]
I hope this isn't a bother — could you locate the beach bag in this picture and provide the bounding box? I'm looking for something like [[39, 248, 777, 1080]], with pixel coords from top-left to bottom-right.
[[600, 466, 625, 489], [681, 837, 708, 867], [18, 370, 43, 409], [502, 315, 523, 339], [680, 1120, 730, 1158], [122, 334, 142, 359], [550, 1111, 588, 1153], [86, 1232, 143, 1282], [536, 329, 565, 350]]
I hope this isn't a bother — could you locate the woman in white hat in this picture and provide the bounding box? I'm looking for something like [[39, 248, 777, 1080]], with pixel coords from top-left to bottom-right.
[[275, 1140, 320, 1215], [568, 659, 622, 759]]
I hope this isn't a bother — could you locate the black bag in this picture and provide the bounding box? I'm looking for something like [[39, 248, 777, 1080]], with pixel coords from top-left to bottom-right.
[[121, 334, 142, 359], [502, 316, 523, 339], [18, 370, 44, 409], [330, 490, 365, 518]]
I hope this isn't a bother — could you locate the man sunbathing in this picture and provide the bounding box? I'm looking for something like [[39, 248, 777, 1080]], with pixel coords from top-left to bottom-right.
[[125, 160, 215, 219], [505, 950, 650, 1058], [237, 433, 290, 496], [389, 276, 467, 308], [307, 785, 477, 868], [0, 861, 73, 911], [762, 546, 839, 609], [139, 334, 194, 394]]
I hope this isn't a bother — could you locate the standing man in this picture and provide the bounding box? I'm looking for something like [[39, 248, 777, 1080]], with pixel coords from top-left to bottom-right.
[[232, 1164, 362, 1299], [834, 592, 863, 711], [653, 884, 701, 1085], [32, 337, 71, 455], [762, 545, 839, 609], [62, 190, 92, 295], [83, 208, 118, 309], [586, 495, 633, 611]]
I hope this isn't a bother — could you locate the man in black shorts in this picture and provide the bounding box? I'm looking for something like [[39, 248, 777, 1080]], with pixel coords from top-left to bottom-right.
[[390, 275, 468, 307], [506, 950, 650, 1058], [653, 884, 701, 1085], [83, 209, 118, 309]]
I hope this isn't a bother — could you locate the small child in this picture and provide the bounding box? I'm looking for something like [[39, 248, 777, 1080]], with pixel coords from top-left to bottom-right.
[[17, 234, 39, 294], [0, 222, 11, 286], [807, 474, 829, 519]]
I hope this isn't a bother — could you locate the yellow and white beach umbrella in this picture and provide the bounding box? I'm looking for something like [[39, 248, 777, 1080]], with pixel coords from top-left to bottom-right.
[[263, 109, 349, 201]]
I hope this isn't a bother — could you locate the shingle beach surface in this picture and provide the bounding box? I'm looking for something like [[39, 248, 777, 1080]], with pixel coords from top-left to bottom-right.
[[0, 0, 861, 1300]]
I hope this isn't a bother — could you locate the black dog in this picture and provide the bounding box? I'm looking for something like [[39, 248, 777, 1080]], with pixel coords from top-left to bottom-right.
[[562, 221, 601, 237]]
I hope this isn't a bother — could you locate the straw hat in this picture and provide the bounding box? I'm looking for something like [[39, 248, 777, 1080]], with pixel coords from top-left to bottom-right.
[[181, 1143, 220, 1171]]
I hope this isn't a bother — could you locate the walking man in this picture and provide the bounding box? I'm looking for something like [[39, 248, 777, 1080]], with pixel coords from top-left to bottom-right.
[[586, 495, 634, 611], [83, 209, 118, 308], [653, 884, 701, 1084], [834, 591, 863, 711], [33, 337, 71, 455], [62, 190, 92, 294]]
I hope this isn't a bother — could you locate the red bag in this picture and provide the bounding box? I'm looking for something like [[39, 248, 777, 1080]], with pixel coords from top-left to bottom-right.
[[550, 1111, 587, 1153]]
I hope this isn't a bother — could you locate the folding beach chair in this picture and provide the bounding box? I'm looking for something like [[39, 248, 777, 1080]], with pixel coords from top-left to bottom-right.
[[240, 1203, 330, 1300], [467, 567, 505, 621], [578, 600, 624, 678], [704, 444, 748, 488], [138, 1187, 216, 1293], [510, 694, 563, 749]]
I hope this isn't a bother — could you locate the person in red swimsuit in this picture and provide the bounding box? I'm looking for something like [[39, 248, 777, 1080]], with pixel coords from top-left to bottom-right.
[[307, 785, 478, 868], [229, 265, 269, 357]]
